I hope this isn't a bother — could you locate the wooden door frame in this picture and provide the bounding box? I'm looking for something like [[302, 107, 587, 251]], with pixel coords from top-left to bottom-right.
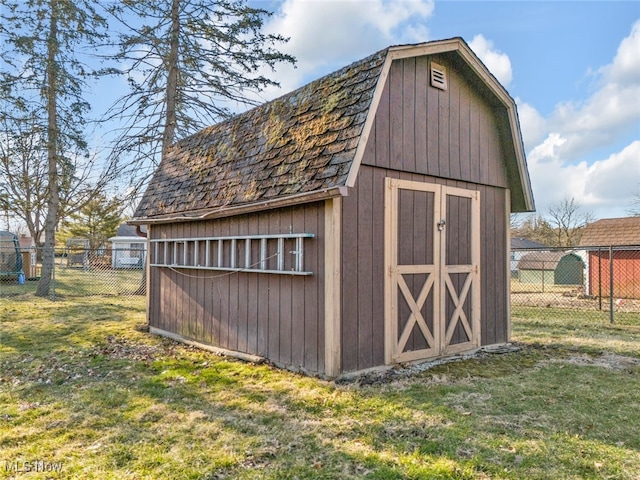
[[384, 178, 481, 364], [439, 185, 481, 355]]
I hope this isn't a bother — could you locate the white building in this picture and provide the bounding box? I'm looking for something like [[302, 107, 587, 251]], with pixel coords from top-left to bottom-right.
[[109, 225, 146, 269]]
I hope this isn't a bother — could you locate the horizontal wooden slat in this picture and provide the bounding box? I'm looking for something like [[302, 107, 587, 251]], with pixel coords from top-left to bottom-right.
[[150, 264, 314, 276], [150, 233, 314, 243], [151, 233, 315, 275]]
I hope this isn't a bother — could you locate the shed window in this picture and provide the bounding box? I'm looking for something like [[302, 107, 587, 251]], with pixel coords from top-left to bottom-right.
[[150, 233, 314, 275]]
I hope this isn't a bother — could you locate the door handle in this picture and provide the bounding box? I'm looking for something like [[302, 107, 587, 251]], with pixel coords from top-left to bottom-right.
[[437, 219, 446, 231]]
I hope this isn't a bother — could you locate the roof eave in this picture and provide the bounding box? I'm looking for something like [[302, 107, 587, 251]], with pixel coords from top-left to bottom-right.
[[130, 186, 348, 225]]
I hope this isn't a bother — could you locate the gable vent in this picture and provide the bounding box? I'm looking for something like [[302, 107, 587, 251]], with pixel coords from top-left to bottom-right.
[[430, 62, 447, 91]]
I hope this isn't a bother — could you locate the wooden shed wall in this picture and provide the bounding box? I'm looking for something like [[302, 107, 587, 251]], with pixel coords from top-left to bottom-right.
[[369, 54, 509, 188], [339, 54, 510, 373], [340, 166, 508, 373], [148, 203, 326, 373]]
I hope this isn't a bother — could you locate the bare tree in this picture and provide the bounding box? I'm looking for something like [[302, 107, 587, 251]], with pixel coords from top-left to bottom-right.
[[511, 214, 556, 246], [547, 197, 594, 247], [628, 187, 640, 217], [0, 114, 48, 243], [0, 111, 112, 245]]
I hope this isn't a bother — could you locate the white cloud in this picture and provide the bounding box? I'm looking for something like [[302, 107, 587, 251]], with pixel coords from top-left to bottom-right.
[[583, 141, 640, 207], [528, 140, 640, 217], [468, 34, 513, 86], [516, 98, 547, 151], [525, 19, 640, 162], [256, 0, 435, 99], [600, 18, 640, 87], [522, 20, 640, 218], [528, 133, 567, 165]]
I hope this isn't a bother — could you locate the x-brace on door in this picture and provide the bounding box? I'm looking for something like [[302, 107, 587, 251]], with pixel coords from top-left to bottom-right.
[[384, 178, 481, 364]]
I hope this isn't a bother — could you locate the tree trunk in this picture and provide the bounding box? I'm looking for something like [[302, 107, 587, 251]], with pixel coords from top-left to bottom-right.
[[161, 0, 180, 156], [136, 0, 179, 297], [36, 0, 60, 298]]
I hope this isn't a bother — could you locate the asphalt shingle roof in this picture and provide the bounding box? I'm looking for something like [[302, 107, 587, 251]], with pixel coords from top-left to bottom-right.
[[511, 237, 547, 249], [579, 217, 640, 247], [517, 251, 567, 270], [133, 49, 387, 220]]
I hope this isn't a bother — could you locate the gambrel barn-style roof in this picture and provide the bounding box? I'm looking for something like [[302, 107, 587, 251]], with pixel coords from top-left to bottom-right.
[[133, 38, 534, 224]]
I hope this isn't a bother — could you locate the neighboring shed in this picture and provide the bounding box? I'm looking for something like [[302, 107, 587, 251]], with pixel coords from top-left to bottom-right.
[[131, 38, 535, 378], [510, 237, 547, 274], [0, 231, 23, 281], [517, 251, 584, 286], [18, 235, 37, 279], [579, 217, 640, 299], [109, 224, 147, 269]]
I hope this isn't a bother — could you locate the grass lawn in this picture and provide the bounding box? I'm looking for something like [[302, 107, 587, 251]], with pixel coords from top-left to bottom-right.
[[1, 264, 144, 298], [1, 295, 639, 479]]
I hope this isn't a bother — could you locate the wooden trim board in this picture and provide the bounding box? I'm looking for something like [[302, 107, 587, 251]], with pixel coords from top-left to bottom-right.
[[324, 197, 342, 377]]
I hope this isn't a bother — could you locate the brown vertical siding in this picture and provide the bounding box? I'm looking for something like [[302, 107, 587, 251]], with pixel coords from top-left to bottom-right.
[[341, 166, 508, 373], [148, 203, 325, 373], [414, 56, 428, 175], [338, 54, 512, 373], [303, 202, 323, 372], [341, 170, 359, 372], [366, 55, 508, 189]]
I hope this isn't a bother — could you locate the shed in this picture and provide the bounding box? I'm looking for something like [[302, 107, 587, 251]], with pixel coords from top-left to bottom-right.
[[0, 231, 23, 281], [18, 235, 37, 279], [517, 251, 584, 286], [131, 38, 535, 378], [109, 224, 147, 269], [579, 217, 640, 299], [510, 237, 547, 274]]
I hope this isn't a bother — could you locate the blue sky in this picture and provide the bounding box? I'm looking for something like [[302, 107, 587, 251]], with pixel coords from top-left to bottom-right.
[[6, 0, 635, 230], [249, 0, 640, 220]]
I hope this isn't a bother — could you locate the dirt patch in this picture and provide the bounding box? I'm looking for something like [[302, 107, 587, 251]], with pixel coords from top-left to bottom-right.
[[336, 344, 522, 386], [88, 335, 169, 363], [546, 352, 640, 371]]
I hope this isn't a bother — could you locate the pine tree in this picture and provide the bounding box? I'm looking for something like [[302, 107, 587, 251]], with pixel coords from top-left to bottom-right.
[[0, 0, 115, 297], [106, 0, 295, 183], [58, 194, 124, 251], [105, 0, 294, 295]]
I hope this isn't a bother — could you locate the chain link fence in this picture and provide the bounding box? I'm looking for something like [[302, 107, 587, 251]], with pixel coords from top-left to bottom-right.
[[511, 245, 640, 322], [3, 243, 640, 324], [0, 246, 146, 299]]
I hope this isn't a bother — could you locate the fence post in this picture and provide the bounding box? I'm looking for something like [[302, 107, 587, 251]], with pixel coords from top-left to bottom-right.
[[609, 245, 614, 324], [598, 246, 602, 311], [51, 247, 56, 302]]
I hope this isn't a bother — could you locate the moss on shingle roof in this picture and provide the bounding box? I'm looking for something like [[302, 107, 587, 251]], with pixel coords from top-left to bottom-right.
[[133, 48, 387, 220]]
